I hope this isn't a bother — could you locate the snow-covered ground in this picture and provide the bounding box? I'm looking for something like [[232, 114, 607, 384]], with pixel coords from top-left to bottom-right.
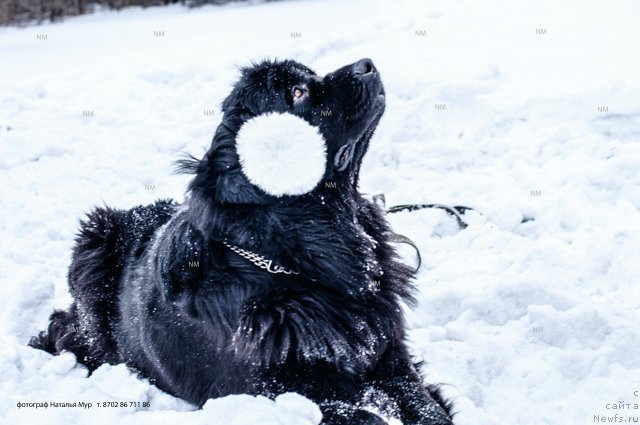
[[1, 0, 640, 423]]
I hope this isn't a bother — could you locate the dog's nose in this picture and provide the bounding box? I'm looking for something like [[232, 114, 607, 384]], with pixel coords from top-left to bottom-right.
[[352, 58, 376, 75]]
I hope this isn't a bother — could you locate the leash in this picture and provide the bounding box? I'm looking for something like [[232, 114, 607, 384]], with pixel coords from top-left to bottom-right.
[[372, 194, 473, 273]]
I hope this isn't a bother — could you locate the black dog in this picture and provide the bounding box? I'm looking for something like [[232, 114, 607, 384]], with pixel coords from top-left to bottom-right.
[[30, 58, 454, 425]]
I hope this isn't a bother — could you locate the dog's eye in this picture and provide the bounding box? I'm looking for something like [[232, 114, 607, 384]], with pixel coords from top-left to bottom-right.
[[292, 86, 305, 100]]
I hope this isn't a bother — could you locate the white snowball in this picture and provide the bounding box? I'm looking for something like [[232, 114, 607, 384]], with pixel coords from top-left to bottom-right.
[[235, 112, 327, 197]]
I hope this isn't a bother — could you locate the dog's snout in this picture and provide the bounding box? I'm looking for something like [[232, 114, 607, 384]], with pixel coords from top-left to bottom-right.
[[352, 58, 376, 76]]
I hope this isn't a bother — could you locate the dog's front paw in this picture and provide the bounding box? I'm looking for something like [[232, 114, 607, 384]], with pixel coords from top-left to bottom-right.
[[320, 401, 387, 425]]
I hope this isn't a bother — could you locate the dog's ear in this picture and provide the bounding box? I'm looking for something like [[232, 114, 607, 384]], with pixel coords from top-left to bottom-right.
[[213, 120, 276, 204], [214, 164, 273, 204], [185, 113, 327, 204], [181, 122, 272, 205]]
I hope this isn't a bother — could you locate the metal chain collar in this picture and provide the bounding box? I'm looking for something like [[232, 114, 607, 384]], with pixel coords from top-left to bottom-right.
[[222, 241, 299, 275]]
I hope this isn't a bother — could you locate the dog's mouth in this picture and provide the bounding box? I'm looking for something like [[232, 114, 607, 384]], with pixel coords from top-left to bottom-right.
[[333, 100, 384, 172], [334, 141, 356, 172]]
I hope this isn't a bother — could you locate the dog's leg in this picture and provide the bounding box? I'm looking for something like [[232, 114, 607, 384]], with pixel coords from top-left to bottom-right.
[[29, 308, 76, 354], [28, 305, 106, 371], [256, 377, 387, 425], [66, 206, 128, 368], [30, 201, 176, 370], [367, 344, 454, 425], [29, 206, 126, 369], [319, 401, 387, 425], [254, 363, 387, 425]]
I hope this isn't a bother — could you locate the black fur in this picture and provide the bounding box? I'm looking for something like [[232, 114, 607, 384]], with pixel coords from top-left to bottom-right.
[[30, 59, 454, 425]]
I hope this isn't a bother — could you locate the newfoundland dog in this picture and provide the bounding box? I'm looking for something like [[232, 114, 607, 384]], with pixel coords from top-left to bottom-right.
[[29, 58, 454, 425]]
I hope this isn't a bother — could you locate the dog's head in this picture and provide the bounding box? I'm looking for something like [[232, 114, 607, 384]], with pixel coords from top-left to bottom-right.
[[183, 58, 385, 204]]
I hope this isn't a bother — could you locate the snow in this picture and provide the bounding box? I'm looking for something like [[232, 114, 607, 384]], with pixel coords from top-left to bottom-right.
[[1, 0, 640, 424]]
